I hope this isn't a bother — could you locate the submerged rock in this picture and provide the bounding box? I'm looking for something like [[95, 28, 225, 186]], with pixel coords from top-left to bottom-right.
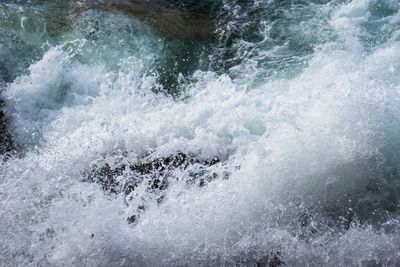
[[72, 0, 220, 40], [70, 0, 223, 95]]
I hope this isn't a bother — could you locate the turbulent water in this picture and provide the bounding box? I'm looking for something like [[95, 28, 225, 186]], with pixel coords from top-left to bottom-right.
[[1, 0, 400, 266]]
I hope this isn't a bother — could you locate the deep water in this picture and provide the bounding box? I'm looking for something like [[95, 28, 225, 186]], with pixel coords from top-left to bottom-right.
[[1, 0, 400, 266]]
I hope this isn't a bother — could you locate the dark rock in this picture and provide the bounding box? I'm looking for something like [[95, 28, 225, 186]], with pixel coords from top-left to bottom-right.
[[73, 0, 221, 40], [361, 259, 382, 267], [257, 252, 284, 267], [127, 215, 138, 224], [84, 152, 224, 223], [84, 152, 221, 195], [0, 98, 15, 156]]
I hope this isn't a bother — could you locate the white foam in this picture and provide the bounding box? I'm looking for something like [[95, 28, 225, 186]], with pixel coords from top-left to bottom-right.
[[2, 0, 400, 265]]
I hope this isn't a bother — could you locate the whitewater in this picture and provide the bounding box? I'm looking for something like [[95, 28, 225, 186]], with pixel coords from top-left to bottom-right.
[[1, 0, 400, 266]]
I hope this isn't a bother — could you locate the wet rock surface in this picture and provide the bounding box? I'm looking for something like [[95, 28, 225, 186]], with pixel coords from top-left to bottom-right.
[[84, 152, 226, 223], [0, 98, 15, 156], [72, 0, 220, 40], [232, 252, 285, 267]]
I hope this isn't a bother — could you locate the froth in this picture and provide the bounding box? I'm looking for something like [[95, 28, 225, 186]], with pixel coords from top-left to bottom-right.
[[2, 0, 400, 266]]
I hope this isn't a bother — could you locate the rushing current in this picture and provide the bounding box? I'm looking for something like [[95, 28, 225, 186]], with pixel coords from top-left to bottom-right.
[[1, 0, 400, 266]]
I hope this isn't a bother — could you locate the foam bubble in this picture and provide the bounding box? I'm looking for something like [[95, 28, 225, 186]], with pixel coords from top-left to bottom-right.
[[2, 0, 400, 266]]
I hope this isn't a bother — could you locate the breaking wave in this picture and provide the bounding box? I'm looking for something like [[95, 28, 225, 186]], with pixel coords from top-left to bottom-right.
[[1, 0, 400, 266]]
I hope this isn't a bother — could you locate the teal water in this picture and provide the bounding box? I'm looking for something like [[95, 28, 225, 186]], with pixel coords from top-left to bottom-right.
[[1, 0, 400, 266]]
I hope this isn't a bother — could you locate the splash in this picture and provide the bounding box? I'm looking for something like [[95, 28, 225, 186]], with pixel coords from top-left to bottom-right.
[[1, 0, 400, 266]]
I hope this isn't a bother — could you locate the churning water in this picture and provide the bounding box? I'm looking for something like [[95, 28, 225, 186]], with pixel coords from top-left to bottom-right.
[[1, 0, 400, 266]]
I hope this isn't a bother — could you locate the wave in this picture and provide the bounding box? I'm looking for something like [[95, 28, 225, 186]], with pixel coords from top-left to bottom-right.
[[1, 0, 400, 266]]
